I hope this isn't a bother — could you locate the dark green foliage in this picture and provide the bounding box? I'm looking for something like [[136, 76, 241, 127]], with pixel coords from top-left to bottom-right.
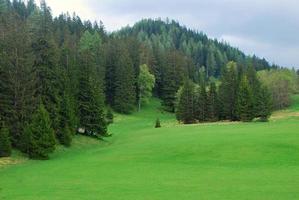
[[116, 19, 271, 78], [237, 76, 254, 122], [155, 118, 161, 128], [77, 31, 107, 136], [206, 82, 219, 121], [195, 83, 208, 122], [113, 46, 136, 114], [106, 107, 114, 125], [256, 86, 273, 122], [0, 124, 12, 157], [176, 79, 196, 124], [161, 50, 188, 112], [22, 104, 56, 159], [218, 62, 239, 120], [57, 92, 73, 146]]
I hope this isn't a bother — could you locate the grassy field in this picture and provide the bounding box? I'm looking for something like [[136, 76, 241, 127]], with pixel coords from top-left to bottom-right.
[[1, 96, 299, 200]]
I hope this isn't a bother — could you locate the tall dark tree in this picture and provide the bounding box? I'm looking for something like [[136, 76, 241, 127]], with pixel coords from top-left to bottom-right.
[[77, 31, 107, 136], [236, 76, 254, 122], [113, 45, 136, 114], [195, 82, 208, 122], [256, 85, 272, 122], [176, 79, 196, 124], [218, 61, 239, 120], [206, 82, 219, 122], [30, 1, 61, 131]]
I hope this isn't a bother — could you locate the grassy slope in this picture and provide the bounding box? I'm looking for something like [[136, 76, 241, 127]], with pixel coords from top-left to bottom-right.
[[1, 97, 299, 200]]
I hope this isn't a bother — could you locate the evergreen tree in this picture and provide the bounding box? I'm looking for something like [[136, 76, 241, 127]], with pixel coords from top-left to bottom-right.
[[22, 104, 56, 159], [218, 61, 239, 120], [113, 45, 136, 114], [77, 31, 107, 136], [0, 124, 12, 157], [30, 2, 61, 131], [195, 82, 208, 122], [256, 85, 272, 122], [57, 92, 73, 146], [236, 76, 254, 122], [176, 79, 196, 124], [206, 82, 219, 121]]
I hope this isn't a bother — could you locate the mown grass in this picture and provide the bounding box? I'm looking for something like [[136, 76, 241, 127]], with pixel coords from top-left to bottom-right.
[[0, 97, 299, 200]]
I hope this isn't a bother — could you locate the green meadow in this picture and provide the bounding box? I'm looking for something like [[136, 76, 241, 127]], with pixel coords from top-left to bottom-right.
[[1, 96, 299, 200]]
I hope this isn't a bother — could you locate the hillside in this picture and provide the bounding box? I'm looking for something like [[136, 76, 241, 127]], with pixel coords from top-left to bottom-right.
[[1, 97, 299, 199], [115, 19, 273, 78]]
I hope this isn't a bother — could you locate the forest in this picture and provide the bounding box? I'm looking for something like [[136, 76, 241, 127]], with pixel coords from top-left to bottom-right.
[[0, 0, 298, 159]]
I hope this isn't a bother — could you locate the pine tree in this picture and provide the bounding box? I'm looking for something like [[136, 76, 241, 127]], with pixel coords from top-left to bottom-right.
[[113, 45, 136, 114], [218, 61, 239, 120], [237, 76, 254, 122], [57, 92, 73, 146], [206, 82, 219, 121], [256, 85, 272, 122], [176, 79, 196, 124], [22, 104, 56, 159], [30, 2, 61, 131], [77, 31, 107, 136], [196, 82, 207, 122], [0, 124, 12, 157]]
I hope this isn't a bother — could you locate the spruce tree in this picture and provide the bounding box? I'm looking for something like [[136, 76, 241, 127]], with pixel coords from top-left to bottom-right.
[[77, 31, 107, 136], [218, 62, 239, 120], [0, 124, 12, 157], [57, 92, 73, 146], [206, 82, 219, 122], [113, 46, 136, 114], [22, 104, 56, 159], [176, 79, 196, 124], [237, 76, 254, 122], [195, 82, 207, 122], [30, 2, 61, 131], [256, 85, 272, 122]]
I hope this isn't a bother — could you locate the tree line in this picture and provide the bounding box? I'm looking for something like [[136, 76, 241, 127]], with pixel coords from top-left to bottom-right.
[[176, 62, 273, 124]]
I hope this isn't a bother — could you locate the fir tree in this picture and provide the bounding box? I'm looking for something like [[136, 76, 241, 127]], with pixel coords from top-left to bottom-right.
[[237, 76, 254, 122], [22, 104, 56, 159], [57, 92, 73, 146], [196, 82, 208, 122], [218, 62, 239, 120], [77, 31, 107, 136], [113, 46, 136, 114], [256, 85, 272, 122], [176, 79, 196, 124], [0, 124, 12, 157], [206, 82, 219, 122]]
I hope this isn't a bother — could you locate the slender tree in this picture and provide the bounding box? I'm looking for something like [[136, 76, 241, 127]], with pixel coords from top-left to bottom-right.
[[237, 76, 254, 122], [138, 64, 155, 111], [176, 79, 196, 124]]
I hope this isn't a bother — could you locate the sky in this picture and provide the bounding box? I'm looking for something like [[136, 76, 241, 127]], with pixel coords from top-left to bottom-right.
[[37, 0, 299, 68]]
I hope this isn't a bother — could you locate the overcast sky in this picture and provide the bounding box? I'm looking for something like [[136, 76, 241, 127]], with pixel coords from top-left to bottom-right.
[[37, 0, 299, 68]]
